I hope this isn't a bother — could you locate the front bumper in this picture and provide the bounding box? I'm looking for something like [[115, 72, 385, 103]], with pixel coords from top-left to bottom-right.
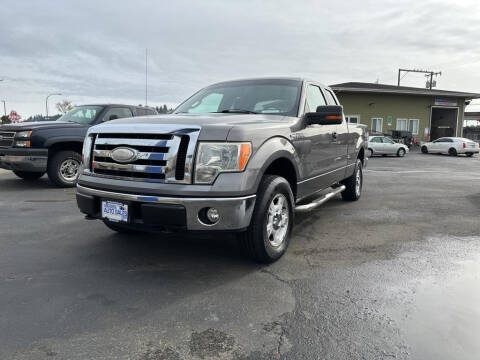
[[0, 148, 48, 172], [76, 185, 256, 231]]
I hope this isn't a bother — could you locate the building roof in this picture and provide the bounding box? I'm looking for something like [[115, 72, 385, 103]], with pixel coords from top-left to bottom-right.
[[330, 82, 480, 99]]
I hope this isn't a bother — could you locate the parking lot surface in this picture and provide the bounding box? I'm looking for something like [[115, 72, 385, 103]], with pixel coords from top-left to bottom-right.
[[1, 152, 480, 359]]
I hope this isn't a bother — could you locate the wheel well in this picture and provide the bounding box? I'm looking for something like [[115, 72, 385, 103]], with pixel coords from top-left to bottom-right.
[[264, 158, 297, 199], [48, 142, 83, 158], [358, 148, 365, 164]]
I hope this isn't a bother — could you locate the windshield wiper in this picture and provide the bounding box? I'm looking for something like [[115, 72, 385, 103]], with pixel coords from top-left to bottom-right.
[[216, 109, 259, 114]]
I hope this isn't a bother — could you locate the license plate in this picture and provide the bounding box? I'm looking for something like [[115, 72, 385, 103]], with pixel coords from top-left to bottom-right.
[[102, 201, 128, 223]]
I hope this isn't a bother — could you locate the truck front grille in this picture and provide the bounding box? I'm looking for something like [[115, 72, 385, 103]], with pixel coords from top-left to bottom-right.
[[90, 131, 197, 183], [0, 132, 15, 148]]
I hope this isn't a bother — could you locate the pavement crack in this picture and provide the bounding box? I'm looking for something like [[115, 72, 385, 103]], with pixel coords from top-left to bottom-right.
[[259, 268, 290, 285]]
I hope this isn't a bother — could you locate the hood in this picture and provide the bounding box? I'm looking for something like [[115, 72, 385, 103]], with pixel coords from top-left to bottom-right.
[[95, 113, 296, 141], [0, 121, 85, 131]]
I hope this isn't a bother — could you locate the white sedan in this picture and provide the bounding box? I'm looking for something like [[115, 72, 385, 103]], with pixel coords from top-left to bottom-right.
[[368, 136, 409, 157], [421, 137, 480, 157]]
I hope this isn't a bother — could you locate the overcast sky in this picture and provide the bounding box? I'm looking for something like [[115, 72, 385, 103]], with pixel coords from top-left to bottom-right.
[[1, 0, 480, 117]]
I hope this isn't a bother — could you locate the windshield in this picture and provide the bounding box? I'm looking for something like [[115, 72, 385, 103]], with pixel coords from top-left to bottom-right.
[[174, 79, 301, 117], [57, 106, 104, 125]]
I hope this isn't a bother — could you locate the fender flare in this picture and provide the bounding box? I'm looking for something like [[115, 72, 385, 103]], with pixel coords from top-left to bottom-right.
[[247, 136, 302, 194]]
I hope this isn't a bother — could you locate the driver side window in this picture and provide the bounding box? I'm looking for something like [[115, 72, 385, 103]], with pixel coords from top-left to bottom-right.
[[101, 107, 133, 122], [305, 85, 327, 113]]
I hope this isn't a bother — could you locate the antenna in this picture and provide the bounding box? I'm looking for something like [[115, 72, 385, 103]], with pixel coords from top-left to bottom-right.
[[145, 48, 148, 106]]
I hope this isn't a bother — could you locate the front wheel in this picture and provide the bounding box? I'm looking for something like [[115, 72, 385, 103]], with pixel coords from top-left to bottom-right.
[[368, 148, 374, 157], [238, 175, 294, 263], [13, 171, 45, 180], [47, 151, 82, 187], [466, 153, 474, 157], [397, 148, 406, 157], [341, 159, 363, 201]]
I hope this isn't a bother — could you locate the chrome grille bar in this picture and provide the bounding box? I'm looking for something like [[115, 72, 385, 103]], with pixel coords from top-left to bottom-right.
[[0, 131, 15, 148]]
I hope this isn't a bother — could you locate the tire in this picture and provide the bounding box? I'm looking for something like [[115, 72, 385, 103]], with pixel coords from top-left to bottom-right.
[[368, 148, 374, 157], [466, 153, 473, 157], [47, 150, 82, 187], [238, 175, 294, 263], [103, 220, 138, 234], [448, 148, 457, 157], [397, 148, 406, 157], [341, 159, 363, 201], [421, 146, 428, 154], [13, 171, 45, 180]]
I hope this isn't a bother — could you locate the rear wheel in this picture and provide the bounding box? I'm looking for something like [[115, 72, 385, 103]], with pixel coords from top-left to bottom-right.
[[238, 175, 294, 263], [47, 151, 82, 187], [341, 159, 363, 201], [421, 146, 428, 154], [13, 171, 45, 180], [466, 153, 473, 157], [448, 148, 457, 156], [397, 148, 406, 157]]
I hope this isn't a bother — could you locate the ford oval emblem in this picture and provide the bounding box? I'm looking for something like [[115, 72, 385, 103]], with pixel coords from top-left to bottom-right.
[[110, 147, 138, 163]]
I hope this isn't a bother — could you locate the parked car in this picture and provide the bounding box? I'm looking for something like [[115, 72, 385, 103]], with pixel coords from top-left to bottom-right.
[[76, 78, 368, 263], [368, 136, 409, 157], [0, 104, 157, 187], [421, 137, 480, 157]]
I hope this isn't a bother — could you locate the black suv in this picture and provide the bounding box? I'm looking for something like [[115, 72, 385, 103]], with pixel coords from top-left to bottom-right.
[[0, 104, 157, 187]]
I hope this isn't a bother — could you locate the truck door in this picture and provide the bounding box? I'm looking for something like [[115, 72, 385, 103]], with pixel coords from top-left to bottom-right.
[[298, 84, 340, 193], [323, 88, 349, 172]]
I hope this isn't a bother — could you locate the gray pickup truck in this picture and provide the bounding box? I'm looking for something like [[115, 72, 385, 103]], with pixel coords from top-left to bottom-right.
[[76, 78, 368, 262]]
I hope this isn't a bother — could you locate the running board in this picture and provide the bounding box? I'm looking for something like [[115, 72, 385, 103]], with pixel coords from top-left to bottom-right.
[[295, 185, 346, 213]]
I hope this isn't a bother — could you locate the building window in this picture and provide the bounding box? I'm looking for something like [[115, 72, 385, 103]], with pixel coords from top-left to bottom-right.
[[409, 119, 419, 135], [345, 115, 360, 124], [371, 118, 383, 133], [396, 119, 408, 131]]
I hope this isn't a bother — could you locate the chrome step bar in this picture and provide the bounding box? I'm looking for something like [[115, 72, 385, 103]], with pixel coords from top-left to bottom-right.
[[295, 185, 346, 213]]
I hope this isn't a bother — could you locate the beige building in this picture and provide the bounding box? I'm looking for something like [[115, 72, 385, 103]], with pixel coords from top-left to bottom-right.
[[331, 82, 480, 141]]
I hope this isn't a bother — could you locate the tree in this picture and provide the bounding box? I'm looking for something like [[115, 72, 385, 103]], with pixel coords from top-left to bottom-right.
[[1, 115, 10, 124], [56, 100, 73, 114]]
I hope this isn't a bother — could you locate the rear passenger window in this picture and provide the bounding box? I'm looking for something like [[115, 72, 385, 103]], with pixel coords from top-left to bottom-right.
[[323, 89, 338, 105], [136, 108, 146, 116], [305, 85, 326, 113]]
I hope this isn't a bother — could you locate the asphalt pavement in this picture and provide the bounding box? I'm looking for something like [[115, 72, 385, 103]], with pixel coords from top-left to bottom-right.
[[1, 152, 480, 359]]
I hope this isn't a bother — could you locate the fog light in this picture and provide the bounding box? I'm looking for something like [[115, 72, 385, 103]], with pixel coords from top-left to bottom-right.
[[206, 207, 220, 223]]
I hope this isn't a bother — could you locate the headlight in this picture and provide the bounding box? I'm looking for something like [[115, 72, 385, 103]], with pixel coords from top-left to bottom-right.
[[14, 140, 31, 148], [15, 130, 32, 139], [82, 134, 94, 171], [194, 142, 252, 184]]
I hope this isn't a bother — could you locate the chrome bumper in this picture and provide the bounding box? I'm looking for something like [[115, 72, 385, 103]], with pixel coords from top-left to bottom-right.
[[76, 185, 256, 231], [0, 154, 48, 172]]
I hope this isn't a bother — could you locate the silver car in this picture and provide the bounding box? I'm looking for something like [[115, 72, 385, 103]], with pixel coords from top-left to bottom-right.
[[368, 136, 409, 157]]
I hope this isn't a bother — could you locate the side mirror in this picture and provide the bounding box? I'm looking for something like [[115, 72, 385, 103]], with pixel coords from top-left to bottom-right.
[[109, 114, 119, 121], [305, 105, 343, 125]]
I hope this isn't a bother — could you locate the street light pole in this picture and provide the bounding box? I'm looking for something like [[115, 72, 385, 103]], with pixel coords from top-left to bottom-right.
[[1, 100, 6, 116], [45, 93, 62, 120]]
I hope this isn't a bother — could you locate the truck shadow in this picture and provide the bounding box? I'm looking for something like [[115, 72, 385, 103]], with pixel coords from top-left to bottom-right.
[[0, 175, 56, 190]]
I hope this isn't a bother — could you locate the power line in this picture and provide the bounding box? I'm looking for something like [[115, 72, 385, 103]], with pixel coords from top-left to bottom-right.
[[397, 68, 442, 89]]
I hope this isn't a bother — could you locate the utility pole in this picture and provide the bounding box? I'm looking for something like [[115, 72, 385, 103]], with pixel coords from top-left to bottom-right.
[[397, 68, 441, 89], [145, 48, 148, 107], [1, 100, 6, 116], [45, 93, 62, 120]]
